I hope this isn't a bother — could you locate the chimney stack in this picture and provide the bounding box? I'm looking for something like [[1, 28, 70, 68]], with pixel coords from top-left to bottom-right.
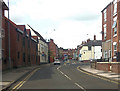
[[87, 39, 90, 43], [94, 35, 96, 40]]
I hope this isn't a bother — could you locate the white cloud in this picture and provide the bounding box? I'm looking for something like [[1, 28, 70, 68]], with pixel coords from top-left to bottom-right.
[[3, 0, 112, 48]]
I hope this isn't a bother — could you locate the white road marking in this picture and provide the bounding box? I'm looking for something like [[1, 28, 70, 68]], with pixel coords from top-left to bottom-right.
[[57, 66, 86, 90], [75, 83, 86, 90]]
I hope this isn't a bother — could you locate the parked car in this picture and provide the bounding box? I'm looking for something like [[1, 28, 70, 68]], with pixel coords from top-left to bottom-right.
[[54, 59, 60, 65]]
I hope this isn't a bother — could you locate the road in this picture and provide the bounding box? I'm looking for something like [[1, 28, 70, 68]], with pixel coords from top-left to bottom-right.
[[9, 60, 119, 90]]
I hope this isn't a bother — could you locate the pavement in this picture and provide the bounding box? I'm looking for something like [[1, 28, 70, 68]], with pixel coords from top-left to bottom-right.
[[79, 64, 120, 82], [1, 65, 40, 91], [1, 62, 120, 90]]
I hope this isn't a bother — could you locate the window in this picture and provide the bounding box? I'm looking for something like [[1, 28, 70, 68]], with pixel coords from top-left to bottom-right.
[[104, 51, 107, 58], [17, 33, 19, 41], [18, 52, 20, 59], [88, 46, 91, 50], [104, 9, 107, 22], [113, 42, 117, 56], [112, 16, 117, 36], [28, 55, 30, 62], [28, 40, 29, 48], [23, 37, 25, 47], [113, 0, 117, 16], [104, 24, 107, 40], [23, 53, 25, 62]]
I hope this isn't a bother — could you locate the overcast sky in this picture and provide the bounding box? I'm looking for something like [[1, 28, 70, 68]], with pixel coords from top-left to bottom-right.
[[4, 0, 112, 49]]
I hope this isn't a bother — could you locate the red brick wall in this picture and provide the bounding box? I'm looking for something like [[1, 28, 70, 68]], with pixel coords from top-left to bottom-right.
[[2, 16, 17, 70], [102, 3, 113, 42], [111, 63, 120, 73], [96, 62, 120, 73], [48, 39, 57, 63], [2, 17, 39, 70], [118, 1, 120, 52], [16, 32, 23, 67], [96, 63, 110, 72]]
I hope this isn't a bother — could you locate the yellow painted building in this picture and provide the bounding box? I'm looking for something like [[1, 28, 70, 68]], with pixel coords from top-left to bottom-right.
[[79, 40, 102, 61]]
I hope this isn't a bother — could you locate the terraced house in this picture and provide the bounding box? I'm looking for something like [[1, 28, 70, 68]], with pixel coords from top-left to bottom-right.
[[1, 2, 39, 70], [101, 0, 120, 62]]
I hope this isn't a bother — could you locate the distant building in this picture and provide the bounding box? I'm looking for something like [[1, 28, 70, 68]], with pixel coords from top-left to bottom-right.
[[79, 35, 102, 61], [48, 39, 58, 63], [27, 25, 48, 64], [101, 0, 120, 62]]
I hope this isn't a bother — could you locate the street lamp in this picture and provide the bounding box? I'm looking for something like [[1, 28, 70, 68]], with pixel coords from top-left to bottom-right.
[[110, 1, 113, 62], [8, 0, 11, 68]]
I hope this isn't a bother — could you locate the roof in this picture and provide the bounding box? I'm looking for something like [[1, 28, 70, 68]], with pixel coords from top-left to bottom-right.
[[3, 16, 17, 28], [83, 40, 102, 46], [26, 29, 31, 35], [17, 25, 25, 31], [2, 1, 9, 10], [32, 36, 38, 40], [27, 25, 47, 43], [101, 2, 112, 12]]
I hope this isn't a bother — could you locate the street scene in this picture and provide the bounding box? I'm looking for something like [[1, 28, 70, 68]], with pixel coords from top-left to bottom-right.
[[0, 0, 120, 90]]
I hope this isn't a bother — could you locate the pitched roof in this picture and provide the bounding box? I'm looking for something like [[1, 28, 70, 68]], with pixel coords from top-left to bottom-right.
[[2, 1, 9, 10], [83, 40, 102, 46], [3, 16, 17, 28], [26, 29, 30, 35], [17, 25, 25, 31], [27, 24, 47, 43], [101, 2, 112, 12]]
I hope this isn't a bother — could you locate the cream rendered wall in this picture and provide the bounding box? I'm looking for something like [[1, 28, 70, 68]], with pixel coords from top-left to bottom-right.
[[39, 40, 48, 63], [80, 46, 95, 60]]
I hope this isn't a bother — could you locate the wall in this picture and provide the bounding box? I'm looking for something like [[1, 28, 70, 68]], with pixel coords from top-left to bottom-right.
[[80, 46, 94, 61], [39, 39, 48, 64], [95, 62, 120, 73], [48, 39, 57, 63], [94, 46, 102, 59]]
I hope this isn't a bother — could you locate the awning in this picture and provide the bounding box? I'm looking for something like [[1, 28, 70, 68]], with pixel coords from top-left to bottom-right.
[[112, 21, 117, 28]]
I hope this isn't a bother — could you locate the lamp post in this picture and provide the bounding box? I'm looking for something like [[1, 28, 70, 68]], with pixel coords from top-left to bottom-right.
[[110, 1, 113, 62], [0, 0, 3, 90], [0, 0, 2, 62], [8, 0, 11, 68]]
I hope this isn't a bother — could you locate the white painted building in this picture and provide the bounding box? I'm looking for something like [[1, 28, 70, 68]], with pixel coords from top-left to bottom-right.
[[94, 46, 102, 59], [38, 37, 48, 64], [79, 40, 102, 61]]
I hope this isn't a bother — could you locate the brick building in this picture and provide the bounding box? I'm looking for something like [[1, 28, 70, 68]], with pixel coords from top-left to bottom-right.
[[48, 39, 58, 63], [101, 0, 120, 62], [2, 2, 39, 70], [93, 0, 120, 73]]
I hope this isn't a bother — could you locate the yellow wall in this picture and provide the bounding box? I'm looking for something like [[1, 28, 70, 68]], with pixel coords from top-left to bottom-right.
[[81, 46, 94, 60]]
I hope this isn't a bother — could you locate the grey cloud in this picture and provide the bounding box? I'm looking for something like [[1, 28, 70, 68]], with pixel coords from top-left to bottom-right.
[[67, 13, 100, 22]]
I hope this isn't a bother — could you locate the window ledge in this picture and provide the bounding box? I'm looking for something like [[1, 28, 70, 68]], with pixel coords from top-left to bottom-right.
[[113, 13, 117, 17], [113, 56, 117, 59], [113, 34, 117, 37]]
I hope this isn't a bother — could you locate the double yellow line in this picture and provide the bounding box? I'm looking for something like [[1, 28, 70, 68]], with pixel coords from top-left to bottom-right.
[[77, 66, 120, 85], [11, 68, 40, 91]]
